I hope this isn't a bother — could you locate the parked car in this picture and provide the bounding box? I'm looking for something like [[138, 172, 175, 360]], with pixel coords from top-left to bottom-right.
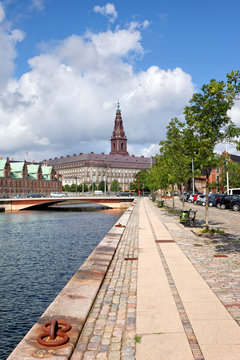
[[191, 193, 203, 204], [229, 198, 240, 211], [13, 194, 22, 199], [0, 194, 9, 199], [208, 193, 223, 207], [196, 194, 206, 206], [187, 194, 195, 203], [117, 192, 132, 197], [227, 188, 240, 195], [94, 190, 103, 195], [184, 193, 190, 202], [27, 193, 46, 198], [214, 194, 225, 208], [50, 192, 67, 198], [218, 195, 240, 210]]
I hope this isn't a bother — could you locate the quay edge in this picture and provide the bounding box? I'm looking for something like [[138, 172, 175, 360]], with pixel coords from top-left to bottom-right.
[[7, 200, 137, 360]]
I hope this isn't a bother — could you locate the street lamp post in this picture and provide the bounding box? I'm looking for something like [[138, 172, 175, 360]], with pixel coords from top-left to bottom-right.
[[192, 158, 195, 194], [104, 175, 106, 195], [225, 143, 230, 195], [75, 176, 78, 196]]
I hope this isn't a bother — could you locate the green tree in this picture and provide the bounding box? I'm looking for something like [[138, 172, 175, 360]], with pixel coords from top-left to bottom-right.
[[145, 155, 170, 200], [129, 182, 136, 191], [159, 118, 193, 209], [98, 180, 108, 192], [70, 183, 76, 192], [79, 183, 88, 192], [218, 155, 240, 190], [184, 71, 240, 228], [110, 179, 120, 192], [89, 182, 97, 192], [131, 170, 150, 193]]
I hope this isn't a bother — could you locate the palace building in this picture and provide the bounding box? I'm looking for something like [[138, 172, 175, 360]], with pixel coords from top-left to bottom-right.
[[0, 158, 62, 197], [46, 104, 152, 190]]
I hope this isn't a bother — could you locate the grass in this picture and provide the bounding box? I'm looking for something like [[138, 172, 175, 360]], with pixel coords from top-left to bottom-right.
[[196, 227, 225, 235], [134, 335, 142, 343]]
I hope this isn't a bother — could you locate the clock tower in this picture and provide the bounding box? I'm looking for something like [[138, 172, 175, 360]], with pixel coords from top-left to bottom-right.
[[110, 102, 129, 155]]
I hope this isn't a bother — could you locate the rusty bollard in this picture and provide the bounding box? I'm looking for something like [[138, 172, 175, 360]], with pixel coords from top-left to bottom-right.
[[37, 319, 71, 347]]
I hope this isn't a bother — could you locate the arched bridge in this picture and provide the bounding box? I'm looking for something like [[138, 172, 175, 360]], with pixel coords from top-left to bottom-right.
[[0, 196, 135, 212]]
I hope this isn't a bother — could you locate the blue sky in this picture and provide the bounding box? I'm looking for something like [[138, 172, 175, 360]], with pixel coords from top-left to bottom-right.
[[0, 0, 240, 160]]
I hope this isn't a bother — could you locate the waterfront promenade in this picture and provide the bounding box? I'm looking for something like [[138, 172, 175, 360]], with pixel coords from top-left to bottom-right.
[[72, 197, 240, 360], [8, 197, 240, 359]]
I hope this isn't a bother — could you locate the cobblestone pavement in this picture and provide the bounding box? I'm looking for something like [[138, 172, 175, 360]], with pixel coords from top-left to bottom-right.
[[149, 199, 240, 327], [71, 198, 240, 359], [164, 196, 240, 236], [71, 203, 139, 360]]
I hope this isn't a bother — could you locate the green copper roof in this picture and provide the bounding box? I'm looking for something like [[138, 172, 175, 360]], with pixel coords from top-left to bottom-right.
[[0, 159, 57, 181], [11, 162, 24, 172], [0, 159, 6, 171]]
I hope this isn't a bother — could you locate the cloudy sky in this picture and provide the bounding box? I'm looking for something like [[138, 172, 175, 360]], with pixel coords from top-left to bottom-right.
[[0, 0, 240, 161]]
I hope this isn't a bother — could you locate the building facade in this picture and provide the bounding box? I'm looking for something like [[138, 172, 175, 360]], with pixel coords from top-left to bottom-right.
[[46, 106, 152, 190], [0, 158, 62, 197]]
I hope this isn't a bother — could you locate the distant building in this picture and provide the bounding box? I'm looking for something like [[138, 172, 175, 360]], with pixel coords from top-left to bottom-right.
[[0, 158, 62, 196], [188, 153, 240, 193], [46, 104, 152, 190]]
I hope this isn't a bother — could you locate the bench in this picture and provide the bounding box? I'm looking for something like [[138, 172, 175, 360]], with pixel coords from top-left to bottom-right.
[[180, 209, 197, 226], [158, 200, 164, 208]]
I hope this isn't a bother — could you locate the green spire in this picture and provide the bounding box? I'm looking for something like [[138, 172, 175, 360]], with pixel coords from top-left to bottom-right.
[[116, 100, 121, 114]]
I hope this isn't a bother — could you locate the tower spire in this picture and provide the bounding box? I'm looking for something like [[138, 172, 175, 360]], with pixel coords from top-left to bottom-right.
[[110, 103, 128, 156], [116, 100, 121, 114]]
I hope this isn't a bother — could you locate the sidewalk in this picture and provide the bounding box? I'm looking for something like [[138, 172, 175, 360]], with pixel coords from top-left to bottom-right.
[[71, 198, 240, 360]]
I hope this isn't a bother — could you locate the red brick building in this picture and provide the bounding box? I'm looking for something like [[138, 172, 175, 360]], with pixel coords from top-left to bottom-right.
[[0, 158, 62, 197]]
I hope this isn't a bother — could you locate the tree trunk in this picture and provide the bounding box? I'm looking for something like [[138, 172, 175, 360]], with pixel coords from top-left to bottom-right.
[[205, 173, 210, 229], [181, 182, 185, 209], [172, 186, 175, 209]]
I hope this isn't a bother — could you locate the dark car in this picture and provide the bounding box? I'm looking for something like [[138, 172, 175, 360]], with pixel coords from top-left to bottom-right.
[[208, 193, 224, 207], [27, 193, 46, 198], [117, 192, 133, 197], [218, 195, 240, 210], [229, 198, 240, 212], [215, 194, 226, 208], [0, 194, 9, 199]]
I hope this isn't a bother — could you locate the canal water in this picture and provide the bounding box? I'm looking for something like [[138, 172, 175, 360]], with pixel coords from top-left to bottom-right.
[[0, 206, 123, 359]]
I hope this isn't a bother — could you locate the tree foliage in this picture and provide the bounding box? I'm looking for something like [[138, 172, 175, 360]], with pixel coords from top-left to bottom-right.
[[98, 180, 108, 192], [131, 170, 150, 192], [89, 182, 97, 191], [110, 179, 120, 192], [184, 71, 240, 227], [218, 155, 240, 189], [158, 118, 193, 208]]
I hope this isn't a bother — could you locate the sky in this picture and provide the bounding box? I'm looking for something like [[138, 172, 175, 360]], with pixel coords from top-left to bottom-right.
[[0, 0, 240, 161]]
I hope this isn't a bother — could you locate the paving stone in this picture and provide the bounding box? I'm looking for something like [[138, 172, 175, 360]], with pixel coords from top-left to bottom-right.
[[71, 203, 139, 359]]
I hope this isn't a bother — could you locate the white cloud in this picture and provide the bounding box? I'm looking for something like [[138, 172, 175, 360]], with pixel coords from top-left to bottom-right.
[[30, 0, 45, 11], [140, 143, 159, 157], [228, 100, 240, 127], [94, 3, 118, 23], [0, 2, 5, 23], [0, 11, 24, 90], [0, 14, 196, 161]]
